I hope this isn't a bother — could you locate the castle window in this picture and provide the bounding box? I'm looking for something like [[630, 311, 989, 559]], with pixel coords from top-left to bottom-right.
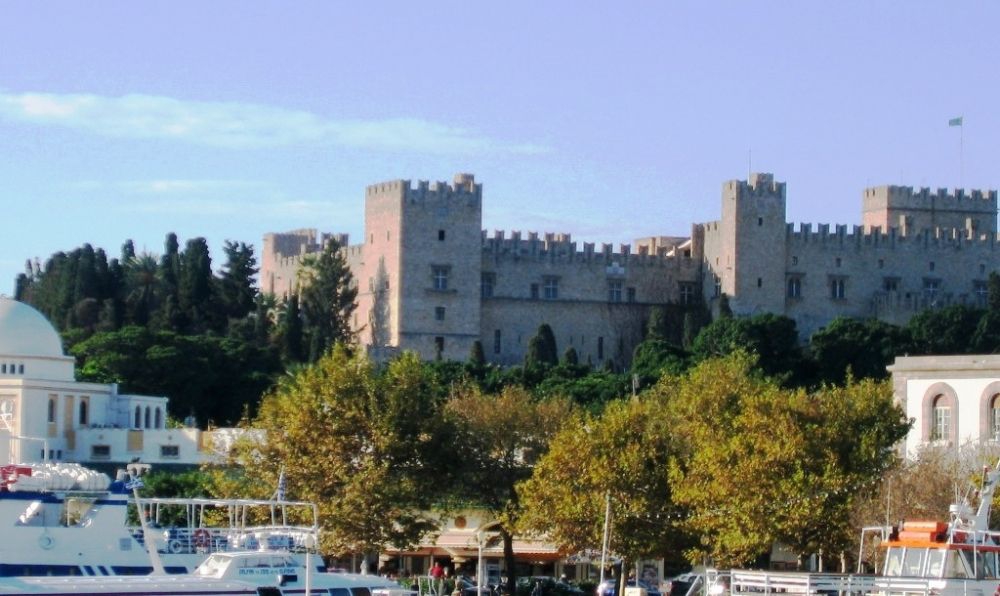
[[981, 264, 987, 275], [481, 273, 495, 298], [494, 330, 501, 354], [47, 397, 56, 423], [627, 287, 636, 303], [432, 266, 450, 291], [883, 277, 899, 292], [435, 306, 446, 321], [713, 276, 721, 298], [530, 283, 539, 299], [757, 277, 763, 288], [929, 261, 936, 272], [387, 231, 390, 241], [931, 395, 952, 442], [438, 230, 445, 241], [835, 257, 842, 268], [370, 233, 374, 244], [679, 283, 695, 305], [368, 278, 374, 292], [791, 256, 798, 266], [787, 277, 802, 299], [975, 280, 988, 307], [608, 280, 623, 303], [597, 336, 604, 360], [830, 278, 846, 300], [923, 278, 940, 298], [543, 277, 559, 300], [758, 217, 763, 226], [878, 259, 884, 269], [434, 336, 445, 358]]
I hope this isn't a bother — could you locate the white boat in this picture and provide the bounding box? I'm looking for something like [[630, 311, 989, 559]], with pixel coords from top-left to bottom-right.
[[0, 462, 320, 577], [729, 459, 1000, 596], [0, 550, 412, 596]]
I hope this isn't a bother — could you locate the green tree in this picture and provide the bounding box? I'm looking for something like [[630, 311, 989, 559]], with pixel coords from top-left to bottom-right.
[[178, 237, 218, 333], [663, 353, 907, 567], [218, 240, 258, 321], [691, 313, 803, 383], [233, 348, 452, 557], [445, 386, 575, 593], [906, 304, 983, 355], [525, 324, 559, 368], [298, 238, 358, 362], [518, 396, 691, 571], [809, 317, 909, 385]]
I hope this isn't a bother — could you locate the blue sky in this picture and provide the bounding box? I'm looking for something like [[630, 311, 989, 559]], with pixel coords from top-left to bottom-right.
[[1, 1, 997, 295]]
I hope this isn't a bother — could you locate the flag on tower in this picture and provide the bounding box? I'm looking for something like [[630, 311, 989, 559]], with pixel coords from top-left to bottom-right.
[[949, 116, 963, 127]]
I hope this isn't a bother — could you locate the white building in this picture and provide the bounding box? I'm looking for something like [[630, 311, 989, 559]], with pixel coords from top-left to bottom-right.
[[889, 354, 1000, 455], [0, 296, 213, 466]]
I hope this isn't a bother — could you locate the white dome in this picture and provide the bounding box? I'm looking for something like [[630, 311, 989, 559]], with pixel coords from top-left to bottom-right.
[[0, 297, 66, 358]]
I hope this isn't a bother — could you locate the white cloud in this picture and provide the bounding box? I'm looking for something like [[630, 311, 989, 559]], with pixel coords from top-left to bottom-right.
[[0, 92, 549, 154]]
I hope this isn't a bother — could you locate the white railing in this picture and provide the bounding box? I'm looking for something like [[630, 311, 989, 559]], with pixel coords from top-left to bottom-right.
[[731, 570, 877, 595]]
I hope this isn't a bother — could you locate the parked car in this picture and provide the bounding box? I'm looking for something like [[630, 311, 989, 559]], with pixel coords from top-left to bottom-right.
[[457, 577, 494, 596], [595, 578, 662, 596], [516, 577, 585, 596], [664, 573, 699, 596]]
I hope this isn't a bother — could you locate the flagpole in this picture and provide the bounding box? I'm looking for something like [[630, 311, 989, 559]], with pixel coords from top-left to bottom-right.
[[960, 121, 964, 189]]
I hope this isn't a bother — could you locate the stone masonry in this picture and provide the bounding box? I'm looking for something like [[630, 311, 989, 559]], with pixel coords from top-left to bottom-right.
[[261, 173, 999, 365]]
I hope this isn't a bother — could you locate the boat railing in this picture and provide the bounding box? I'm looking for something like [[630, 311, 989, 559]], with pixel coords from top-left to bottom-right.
[[731, 569, 877, 595]]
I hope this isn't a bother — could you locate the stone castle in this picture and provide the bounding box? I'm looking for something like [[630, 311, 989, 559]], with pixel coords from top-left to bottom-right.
[[261, 173, 999, 366]]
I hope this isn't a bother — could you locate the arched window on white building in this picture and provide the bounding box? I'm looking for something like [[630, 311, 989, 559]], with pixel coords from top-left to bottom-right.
[[144, 406, 151, 429], [134, 406, 142, 429], [79, 400, 88, 426], [47, 398, 56, 423], [931, 395, 952, 442], [991, 394, 1000, 441], [155, 408, 163, 429]]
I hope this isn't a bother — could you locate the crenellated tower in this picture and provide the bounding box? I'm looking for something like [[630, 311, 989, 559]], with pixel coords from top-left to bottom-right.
[[704, 173, 788, 315], [863, 185, 998, 237], [358, 174, 483, 361]]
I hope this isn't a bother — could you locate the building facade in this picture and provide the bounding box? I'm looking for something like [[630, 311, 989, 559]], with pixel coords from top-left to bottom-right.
[[0, 296, 219, 467], [261, 173, 999, 364], [889, 354, 1000, 456]]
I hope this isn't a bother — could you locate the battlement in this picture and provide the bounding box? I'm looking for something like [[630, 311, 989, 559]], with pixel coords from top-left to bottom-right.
[[865, 184, 998, 210], [725, 172, 786, 200], [366, 173, 482, 204], [481, 229, 694, 267], [787, 221, 1000, 249]]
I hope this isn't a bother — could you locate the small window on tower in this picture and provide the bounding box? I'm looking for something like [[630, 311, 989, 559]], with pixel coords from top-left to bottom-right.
[[758, 217, 763, 226], [438, 230, 446, 241]]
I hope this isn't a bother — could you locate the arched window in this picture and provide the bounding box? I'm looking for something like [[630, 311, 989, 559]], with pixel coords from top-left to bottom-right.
[[134, 406, 142, 429], [47, 398, 56, 423], [991, 395, 1000, 441], [931, 395, 952, 442], [155, 408, 163, 429], [144, 406, 151, 429], [79, 401, 88, 426]]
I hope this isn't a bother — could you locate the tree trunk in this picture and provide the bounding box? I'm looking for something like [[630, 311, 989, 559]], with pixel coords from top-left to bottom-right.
[[502, 528, 516, 596]]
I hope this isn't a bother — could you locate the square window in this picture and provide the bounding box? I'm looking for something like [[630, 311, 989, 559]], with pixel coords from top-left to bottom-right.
[[608, 280, 623, 303], [835, 257, 842, 268], [160, 445, 180, 458], [432, 266, 449, 291], [435, 307, 445, 321], [791, 256, 798, 266], [883, 278, 899, 292], [91, 445, 111, 459], [627, 287, 636, 303], [438, 230, 446, 241], [543, 277, 559, 300], [757, 277, 763, 288], [530, 283, 539, 299], [679, 283, 695, 305]]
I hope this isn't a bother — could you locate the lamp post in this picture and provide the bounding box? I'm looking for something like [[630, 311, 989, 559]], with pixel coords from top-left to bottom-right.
[[474, 520, 502, 596]]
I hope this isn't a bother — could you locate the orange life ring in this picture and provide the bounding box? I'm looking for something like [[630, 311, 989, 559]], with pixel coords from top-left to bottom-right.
[[193, 528, 211, 548]]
